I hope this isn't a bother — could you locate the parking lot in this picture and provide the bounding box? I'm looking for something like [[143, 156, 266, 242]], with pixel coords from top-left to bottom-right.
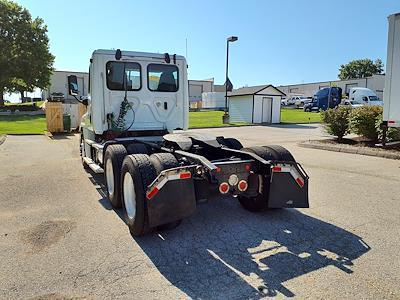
[[0, 124, 399, 299]]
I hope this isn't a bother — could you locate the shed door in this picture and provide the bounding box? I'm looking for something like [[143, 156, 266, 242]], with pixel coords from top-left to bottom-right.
[[261, 97, 273, 123]]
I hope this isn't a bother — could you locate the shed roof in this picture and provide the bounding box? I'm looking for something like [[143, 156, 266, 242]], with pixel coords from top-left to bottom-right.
[[228, 84, 286, 97]]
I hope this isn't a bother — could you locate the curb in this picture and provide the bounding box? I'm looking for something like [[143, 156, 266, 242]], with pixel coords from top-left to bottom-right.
[[0, 135, 6, 146], [298, 141, 400, 160]]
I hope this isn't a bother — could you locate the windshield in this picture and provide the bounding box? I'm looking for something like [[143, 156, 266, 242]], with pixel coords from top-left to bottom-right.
[[369, 96, 380, 101]]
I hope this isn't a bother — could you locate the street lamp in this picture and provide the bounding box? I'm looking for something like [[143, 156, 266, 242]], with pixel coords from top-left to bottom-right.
[[223, 36, 238, 124]]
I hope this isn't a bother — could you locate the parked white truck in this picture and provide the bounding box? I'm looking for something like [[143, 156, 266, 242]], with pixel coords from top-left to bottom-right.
[[383, 13, 400, 128], [70, 49, 309, 236], [343, 87, 383, 107]]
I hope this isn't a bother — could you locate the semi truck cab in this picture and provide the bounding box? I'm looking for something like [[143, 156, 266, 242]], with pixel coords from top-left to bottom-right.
[[304, 87, 342, 112], [72, 49, 309, 236]]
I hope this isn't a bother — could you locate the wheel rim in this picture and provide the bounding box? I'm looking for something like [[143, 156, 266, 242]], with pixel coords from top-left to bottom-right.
[[123, 172, 136, 220], [106, 159, 114, 197]]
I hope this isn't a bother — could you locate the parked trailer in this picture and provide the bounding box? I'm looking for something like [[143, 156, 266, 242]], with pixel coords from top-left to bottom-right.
[[383, 13, 400, 128], [72, 49, 309, 236]]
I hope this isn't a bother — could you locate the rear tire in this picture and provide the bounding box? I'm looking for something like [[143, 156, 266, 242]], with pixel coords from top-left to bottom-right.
[[263, 145, 295, 162], [149, 153, 182, 231], [121, 154, 157, 236], [238, 146, 295, 212], [104, 144, 127, 208]]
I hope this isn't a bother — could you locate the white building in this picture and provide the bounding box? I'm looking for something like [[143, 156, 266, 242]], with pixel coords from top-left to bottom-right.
[[42, 70, 89, 101], [278, 74, 385, 99], [228, 85, 285, 124], [188, 79, 214, 104]]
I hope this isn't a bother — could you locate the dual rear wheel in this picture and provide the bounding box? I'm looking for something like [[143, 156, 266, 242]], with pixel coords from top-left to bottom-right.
[[238, 145, 295, 212], [104, 144, 181, 236]]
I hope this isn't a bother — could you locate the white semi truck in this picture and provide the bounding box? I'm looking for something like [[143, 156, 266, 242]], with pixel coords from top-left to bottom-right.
[[70, 49, 309, 236], [383, 13, 400, 128]]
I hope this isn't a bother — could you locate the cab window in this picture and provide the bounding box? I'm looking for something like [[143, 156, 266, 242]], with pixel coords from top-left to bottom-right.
[[106, 62, 141, 91], [147, 64, 179, 92]]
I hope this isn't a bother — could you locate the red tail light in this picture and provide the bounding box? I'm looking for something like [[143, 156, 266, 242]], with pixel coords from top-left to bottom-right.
[[219, 182, 230, 194], [238, 180, 248, 192], [272, 166, 282, 172], [180, 171, 192, 179]]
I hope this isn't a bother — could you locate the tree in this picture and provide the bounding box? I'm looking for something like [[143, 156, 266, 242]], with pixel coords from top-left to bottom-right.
[[0, 0, 54, 105], [338, 59, 383, 80]]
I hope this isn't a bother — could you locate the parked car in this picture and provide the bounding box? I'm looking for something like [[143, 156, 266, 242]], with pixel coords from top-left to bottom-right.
[[304, 87, 342, 112], [281, 98, 288, 106]]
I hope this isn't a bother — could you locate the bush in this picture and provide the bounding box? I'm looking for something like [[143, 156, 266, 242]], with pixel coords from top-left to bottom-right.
[[375, 114, 400, 142], [349, 106, 382, 141], [321, 106, 351, 141]]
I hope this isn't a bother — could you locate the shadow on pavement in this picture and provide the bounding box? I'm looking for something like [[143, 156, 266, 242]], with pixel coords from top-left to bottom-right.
[[135, 199, 370, 299], [85, 169, 370, 299]]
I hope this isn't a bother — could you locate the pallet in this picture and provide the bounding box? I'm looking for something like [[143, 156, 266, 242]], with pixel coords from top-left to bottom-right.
[[45, 102, 64, 133]]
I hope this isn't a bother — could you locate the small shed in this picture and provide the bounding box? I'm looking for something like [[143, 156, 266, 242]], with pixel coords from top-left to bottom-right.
[[228, 85, 285, 124]]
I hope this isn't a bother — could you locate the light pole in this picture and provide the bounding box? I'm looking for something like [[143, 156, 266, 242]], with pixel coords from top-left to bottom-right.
[[223, 36, 238, 124]]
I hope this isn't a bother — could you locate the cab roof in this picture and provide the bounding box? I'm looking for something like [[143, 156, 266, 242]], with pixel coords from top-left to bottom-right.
[[92, 49, 186, 61]]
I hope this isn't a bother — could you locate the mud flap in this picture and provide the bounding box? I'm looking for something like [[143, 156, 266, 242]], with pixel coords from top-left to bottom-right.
[[147, 179, 196, 227], [267, 164, 309, 208]]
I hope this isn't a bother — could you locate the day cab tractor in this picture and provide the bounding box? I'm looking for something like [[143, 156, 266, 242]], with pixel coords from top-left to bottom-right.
[[71, 49, 309, 236]]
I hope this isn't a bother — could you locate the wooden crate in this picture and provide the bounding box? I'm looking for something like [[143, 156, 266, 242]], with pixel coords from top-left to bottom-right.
[[45, 102, 64, 133]]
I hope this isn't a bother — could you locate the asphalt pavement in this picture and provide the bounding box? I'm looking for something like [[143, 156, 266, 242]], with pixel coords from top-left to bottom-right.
[[0, 124, 399, 299]]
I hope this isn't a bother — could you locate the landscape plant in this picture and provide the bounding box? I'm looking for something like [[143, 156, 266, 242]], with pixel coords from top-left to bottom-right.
[[349, 106, 383, 141], [321, 106, 351, 142]]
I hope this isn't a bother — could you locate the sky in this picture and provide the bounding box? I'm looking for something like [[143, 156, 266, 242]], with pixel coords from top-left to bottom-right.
[[12, 0, 400, 89]]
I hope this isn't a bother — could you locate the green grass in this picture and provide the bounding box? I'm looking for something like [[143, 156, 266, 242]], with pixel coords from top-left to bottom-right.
[[5, 100, 45, 107], [189, 110, 249, 128], [280, 108, 321, 124], [0, 108, 321, 135], [0, 115, 46, 135]]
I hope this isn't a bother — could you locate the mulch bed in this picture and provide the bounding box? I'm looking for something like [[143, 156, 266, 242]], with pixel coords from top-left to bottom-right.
[[299, 138, 400, 159], [319, 137, 400, 152]]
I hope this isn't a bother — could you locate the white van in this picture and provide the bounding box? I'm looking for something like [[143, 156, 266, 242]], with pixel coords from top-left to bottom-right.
[[344, 87, 383, 107]]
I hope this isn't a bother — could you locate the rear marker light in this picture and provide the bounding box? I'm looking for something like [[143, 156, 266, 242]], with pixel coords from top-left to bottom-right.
[[272, 166, 282, 172], [219, 182, 230, 194], [296, 177, 305, 188], [238, 180, 248, 192], [388, 120, 395, 124], [180, 172, 192, 179], [146, 187, 159, 200]]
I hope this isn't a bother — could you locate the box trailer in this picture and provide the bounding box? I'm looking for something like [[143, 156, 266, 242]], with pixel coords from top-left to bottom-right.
[[70, 49, 309, 236], [383, 13, 400, 128]]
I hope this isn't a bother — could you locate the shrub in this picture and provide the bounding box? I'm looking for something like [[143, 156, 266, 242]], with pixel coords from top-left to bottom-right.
[[321, 106, 351, 141], [375, 114, 400, 142], [349, 106, 382, 141]]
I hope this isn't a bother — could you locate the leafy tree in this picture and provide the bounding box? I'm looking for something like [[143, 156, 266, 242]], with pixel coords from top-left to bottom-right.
[[338, 59, 383, 80], [0, 0, 54, 105]]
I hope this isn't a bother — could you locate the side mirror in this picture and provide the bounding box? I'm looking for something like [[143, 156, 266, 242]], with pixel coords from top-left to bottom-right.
[[68, 75, 79, 96], [80, 96, 88, 106]]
